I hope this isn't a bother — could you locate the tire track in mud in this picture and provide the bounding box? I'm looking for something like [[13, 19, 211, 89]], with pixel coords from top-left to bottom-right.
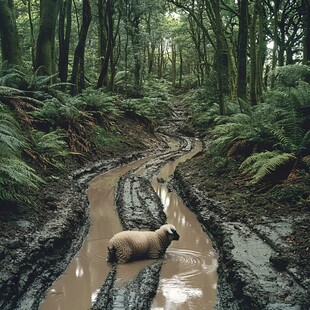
[[92, 134, 197, 310]]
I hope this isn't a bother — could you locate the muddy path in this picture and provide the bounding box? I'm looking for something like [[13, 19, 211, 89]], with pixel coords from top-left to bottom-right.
[[39, 114, 218, 309], [91, 137, 218, 310]]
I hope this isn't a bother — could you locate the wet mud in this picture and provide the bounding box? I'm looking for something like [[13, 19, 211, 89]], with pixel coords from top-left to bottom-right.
[[172, 165, 309, 309], [0, 152, 147, 310], [90, 136, 218, 309], [2, 100, 307, 310]]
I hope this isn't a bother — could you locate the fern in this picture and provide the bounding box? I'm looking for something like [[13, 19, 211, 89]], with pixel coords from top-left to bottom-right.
[[0, 103, 43, 204], [29, 130, 70, 168], [240, 151, 296, 184]]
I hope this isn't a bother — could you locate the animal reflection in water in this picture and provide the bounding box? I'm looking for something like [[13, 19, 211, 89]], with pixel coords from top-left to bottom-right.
[[107, 224, 180, 263]]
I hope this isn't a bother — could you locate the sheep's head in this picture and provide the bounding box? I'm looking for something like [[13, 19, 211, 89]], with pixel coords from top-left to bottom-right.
[[161, 224, 180, 241]]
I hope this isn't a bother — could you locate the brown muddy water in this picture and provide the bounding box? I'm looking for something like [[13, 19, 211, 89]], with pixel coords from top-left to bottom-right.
[[40, 141, 218, 310]]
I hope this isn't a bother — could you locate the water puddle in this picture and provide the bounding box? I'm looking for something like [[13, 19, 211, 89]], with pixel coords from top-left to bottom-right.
[[40, 139, 217, 310], [39, 157, 151, 310], [150, 141, 218, 310]]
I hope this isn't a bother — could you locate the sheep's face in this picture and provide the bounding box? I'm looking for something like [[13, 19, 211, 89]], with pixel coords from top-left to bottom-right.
[[162, 224, 180, 241]]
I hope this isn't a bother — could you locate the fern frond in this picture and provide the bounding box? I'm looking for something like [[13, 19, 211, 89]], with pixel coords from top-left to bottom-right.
[[302, 155, 310, 169], [0, 158, 43, 189], [240, 151, 296, 184]]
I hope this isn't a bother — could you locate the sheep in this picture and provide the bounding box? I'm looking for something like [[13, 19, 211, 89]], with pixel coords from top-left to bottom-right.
[[107, 224, 180, 263]]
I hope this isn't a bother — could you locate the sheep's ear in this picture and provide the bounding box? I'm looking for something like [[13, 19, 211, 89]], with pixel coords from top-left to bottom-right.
[[167, 227, 173, 235]]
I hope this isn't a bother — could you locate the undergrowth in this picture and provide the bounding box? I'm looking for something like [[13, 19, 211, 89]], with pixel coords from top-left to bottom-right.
[[0, 67, 172, 207]]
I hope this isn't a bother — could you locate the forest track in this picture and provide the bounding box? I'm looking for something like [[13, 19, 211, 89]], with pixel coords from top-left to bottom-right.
[[92, 106, 199, 309]]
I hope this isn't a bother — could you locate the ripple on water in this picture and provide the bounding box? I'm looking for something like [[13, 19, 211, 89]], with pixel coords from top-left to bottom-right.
[[151, 248, 218, 309]]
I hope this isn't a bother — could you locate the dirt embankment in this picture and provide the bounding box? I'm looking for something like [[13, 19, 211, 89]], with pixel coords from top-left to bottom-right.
[[0, 111, 164, 310], [172, 147, 310, 310]]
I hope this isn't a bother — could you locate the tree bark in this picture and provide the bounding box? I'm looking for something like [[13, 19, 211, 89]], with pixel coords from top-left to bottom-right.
[[270, 0, 279, 89], [249, 2, 258, 105], [70, 0, 92, 95], [303, 0, 310, 64], [58, 0, 72, 84], [0, 0, 21, 66], [236, 0, 248, 102], [97, 0, 113, 88], [256, 2, 265, 102], [35, 0, 60, 76]]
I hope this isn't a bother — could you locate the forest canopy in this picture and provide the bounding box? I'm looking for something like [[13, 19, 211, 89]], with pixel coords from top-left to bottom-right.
[[0, 0, 309, 205]]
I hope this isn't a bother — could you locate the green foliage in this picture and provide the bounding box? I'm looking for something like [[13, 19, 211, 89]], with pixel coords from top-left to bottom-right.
[[91, 126, 122, 149], [0, 103, 43, 204], [205, 65, 310, 184], [275, 65, 310, 88], [32, 92, 89, 126], [80, 89, 123, 116], [143, 79, 172, 101], [28, 130, 70, 168], [0, 62, 60, 90], [123, 96, 170, 121], [240, 151, 296, 184], [269, 183, 309, 205], [0, 62, 25, 89]]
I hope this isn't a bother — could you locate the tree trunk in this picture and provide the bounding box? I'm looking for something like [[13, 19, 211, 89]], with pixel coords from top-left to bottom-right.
[[35, 0, 60, 76], [256, 2, 265, 102], [237, 0, 248, 102], [97, 0, 113, 88], [178, 49, 183, 88], [58, 0, 72, 84], [0, 0, 21, 66], [214, 0, 224, 115], [171, 44, 177, 88], [27, 0, 36, 66], [270, 0, 279, 89], [249, 2, 258, 105], [302, 0, 310, 64], [70, 0, 92, 95]]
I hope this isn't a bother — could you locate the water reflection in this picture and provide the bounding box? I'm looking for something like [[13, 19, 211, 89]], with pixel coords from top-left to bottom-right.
[[151, 141, 218, 310], [39, 141, 217, 310]]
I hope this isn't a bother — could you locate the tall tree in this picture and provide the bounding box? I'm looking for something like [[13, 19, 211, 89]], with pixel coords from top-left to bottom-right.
[[97, 0, 114, 88], [70, 0, 92, 95], [270, 0, 279, 89], [35, 0, 60, 75], [0, 0, 22, 66], [214, 0, 225, 115], [58, 0, 72, 84], [302, 0, 310, 64], [249, 1, 258, 105], [236, 0, 248, 102]]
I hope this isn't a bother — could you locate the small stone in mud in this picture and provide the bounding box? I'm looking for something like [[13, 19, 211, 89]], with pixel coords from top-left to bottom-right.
[[157, 177, 165, 183], [270, 254, 289, 271]]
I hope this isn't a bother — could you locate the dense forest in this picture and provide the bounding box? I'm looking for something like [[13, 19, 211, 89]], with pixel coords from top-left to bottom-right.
[[0, 0, 309, 208], [0, 1, 310, 309]]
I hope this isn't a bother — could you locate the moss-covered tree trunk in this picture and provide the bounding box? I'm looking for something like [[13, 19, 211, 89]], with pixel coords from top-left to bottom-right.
[[97, 0, 113, 88], [171, 44, 177, 88], [58, 0, 72, 84], [249, 2, 258, 105], [303, 0, 310, 64], [256, 2, 266, 102], [214, 0, 224, 115], [0, 0, 21, 66], [35, 0, 60, 76], [237, 0, 248, 102], [270, 0, 279, 89], [70, 0, 92, 95]]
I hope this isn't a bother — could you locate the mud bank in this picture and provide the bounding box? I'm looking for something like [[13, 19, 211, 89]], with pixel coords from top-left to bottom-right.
[[172, 164, 309, 309], [0, 152, 149, 310]]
